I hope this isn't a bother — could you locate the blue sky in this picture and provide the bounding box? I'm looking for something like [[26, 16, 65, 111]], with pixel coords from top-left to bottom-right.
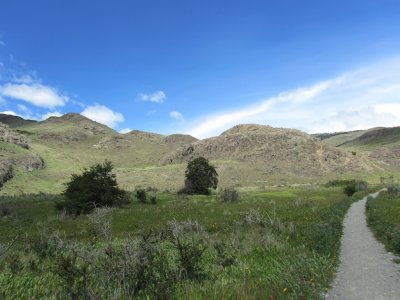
[[0, 0, 400, 138]]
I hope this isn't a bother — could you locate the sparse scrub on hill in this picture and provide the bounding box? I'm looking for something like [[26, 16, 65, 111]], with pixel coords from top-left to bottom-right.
[[56, 160, 128, 215]]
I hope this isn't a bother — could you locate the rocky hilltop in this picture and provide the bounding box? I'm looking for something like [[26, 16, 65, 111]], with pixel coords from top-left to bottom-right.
[[162, 124, 367, 176]]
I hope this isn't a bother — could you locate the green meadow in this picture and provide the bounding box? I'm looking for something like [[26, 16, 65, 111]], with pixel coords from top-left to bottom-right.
[[0, 185, 377, 299]]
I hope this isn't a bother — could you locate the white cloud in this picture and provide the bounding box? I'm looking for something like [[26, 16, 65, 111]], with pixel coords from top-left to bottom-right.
[[374, 103, 400, 119], [81, 104, 124, 128], [138, 91, 166, 103], [170, 111, 184, 121], [0, 110, 17, 116], [17, 104, 30, 113], [183, 57, 400, 138], [0, 83, 68, 108], [41, 111, 62, 120], [119, 128, 132, 134], [186, 77, 341, 138], [310, 107, 400, 133]]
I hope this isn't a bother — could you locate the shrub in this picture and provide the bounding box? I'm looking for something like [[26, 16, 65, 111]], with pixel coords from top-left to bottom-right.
[[150, 195, 157, 205], [135, 188, 147, 203], [0, 202, 11, 217], [57, 160, 128, 215], [221, 188, 240, 202], [343, 183, 357, 196], [182, 157, 218, 195]]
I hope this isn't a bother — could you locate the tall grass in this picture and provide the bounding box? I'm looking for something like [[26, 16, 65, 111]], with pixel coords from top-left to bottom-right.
[[0, 186, 375, 299], [366, 191, 400, 255]]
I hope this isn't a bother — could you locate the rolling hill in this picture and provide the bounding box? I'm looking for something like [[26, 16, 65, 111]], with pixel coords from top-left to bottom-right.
[[0, 114, 397, 194]]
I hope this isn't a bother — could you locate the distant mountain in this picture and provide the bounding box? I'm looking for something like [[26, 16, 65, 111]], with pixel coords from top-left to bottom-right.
[[314, 126, 400, 171], [0, 113, 37, 128], [340, 126, 400, 148]]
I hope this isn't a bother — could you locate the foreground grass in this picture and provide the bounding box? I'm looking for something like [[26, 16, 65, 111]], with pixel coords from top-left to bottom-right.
[[366, 191, 400, 256], [0, 186, 375, 299]]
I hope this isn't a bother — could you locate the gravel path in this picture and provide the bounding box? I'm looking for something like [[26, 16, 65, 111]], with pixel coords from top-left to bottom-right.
[[326, 190, 400, 300]]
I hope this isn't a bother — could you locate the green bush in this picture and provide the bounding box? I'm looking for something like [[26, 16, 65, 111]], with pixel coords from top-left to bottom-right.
[[182, 157, 218, 195], [56, 160, 128, 215], [135, 188, 147, 203], [343, 183, 357, 196], [221, 187, 240, 202]]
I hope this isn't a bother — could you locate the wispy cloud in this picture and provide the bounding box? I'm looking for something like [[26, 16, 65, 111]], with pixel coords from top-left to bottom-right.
[[41, 111, 62, 120], [12, 74, 34, 84], [0, 110, 17, 116], [186, 77, 343, 138], [138, 90, 166, 103], [119, 128, 131, 134], [184, 57, 400, 138], [81, 104, 124, 128], [0, 40, 5, 46], [0, 83, 68, 109], [170, 110, 184, 122]]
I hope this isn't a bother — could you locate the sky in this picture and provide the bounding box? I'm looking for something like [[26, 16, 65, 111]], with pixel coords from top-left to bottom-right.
[[0, 0, 400, 138]]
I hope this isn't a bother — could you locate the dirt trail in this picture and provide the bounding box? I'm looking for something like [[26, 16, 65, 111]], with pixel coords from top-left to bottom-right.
[[326, 190, 400, 299]]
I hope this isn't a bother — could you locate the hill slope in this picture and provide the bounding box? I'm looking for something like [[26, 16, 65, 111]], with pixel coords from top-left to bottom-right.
[[162, 124, 368, 177], [0, 122, 44, 187], [0, 115, 393, 194]]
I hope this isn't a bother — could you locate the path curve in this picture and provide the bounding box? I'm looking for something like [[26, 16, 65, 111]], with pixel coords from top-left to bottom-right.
[[326, 190, 400, 300]]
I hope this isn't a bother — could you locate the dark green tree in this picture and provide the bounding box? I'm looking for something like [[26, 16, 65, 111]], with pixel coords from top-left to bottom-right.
[[57, 160, 127, 215], [184, 157, 218, 195]]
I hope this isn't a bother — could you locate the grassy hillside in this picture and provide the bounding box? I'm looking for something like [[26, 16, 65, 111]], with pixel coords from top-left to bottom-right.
[[317, 130, 368, 147], [0, 114, 396, 195]]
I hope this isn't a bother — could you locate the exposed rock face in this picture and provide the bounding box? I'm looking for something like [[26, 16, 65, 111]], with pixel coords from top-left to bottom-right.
[[19, 154, 45, 172], [162, 124, 365, 176], [0, 122, 29, 149]]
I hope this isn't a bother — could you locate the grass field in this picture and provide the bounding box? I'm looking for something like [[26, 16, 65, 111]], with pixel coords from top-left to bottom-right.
[[0, 185, 378, 299], [366, 190, 400, 257]]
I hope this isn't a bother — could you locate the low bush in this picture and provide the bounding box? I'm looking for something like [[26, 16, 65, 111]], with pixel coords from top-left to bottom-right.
[[56, 160, 128, 215], [221, 187, 240, 202], [135, 188, 147, 203]]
